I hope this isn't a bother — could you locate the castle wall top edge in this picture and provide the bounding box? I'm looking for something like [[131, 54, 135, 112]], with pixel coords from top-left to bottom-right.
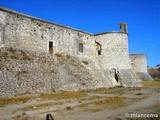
[[129, 54, 146, 56], [0, 6, 128, 36], [94, 31, 128, 36], [0, 6, 92, 35]]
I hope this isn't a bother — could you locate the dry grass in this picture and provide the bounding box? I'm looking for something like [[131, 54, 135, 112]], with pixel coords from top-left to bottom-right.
[[0, 51, 8, 57], [0, 95, 33, 107], [142, 81, 160, 86], [94, 96, 125, 106], [1, 48, 31, 61], [76, 102, 89, 108], [76, 96, 126, 109], [83, 108, 101, 112], [88, 86, 125, 94], [18, 102, 63, 111], [14, 116, 42, 120], [39, 91, 87, 100]]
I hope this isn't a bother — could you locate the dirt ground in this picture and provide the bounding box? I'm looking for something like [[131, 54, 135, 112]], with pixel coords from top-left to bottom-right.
[[0, 82, 159, 120]]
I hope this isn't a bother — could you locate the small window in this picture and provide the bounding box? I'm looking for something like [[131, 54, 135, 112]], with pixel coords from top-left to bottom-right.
[[95, 42, 102, 55], [98, 50, 101, 55], [79, 43, 83, 53], [49, 41, 53, 54]]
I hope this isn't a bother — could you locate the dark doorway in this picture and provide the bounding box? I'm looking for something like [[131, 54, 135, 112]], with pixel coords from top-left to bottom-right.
[[115, 71, 119, 82], [98, 50, 101, 55], [111, 68, 119, 82], [49, 41, 53, 54]]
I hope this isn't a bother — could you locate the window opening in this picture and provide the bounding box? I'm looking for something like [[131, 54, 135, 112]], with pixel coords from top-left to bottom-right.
[[49, 41, 53, 54], [95, 42, 102, 55], [79, 43, 83, 53]]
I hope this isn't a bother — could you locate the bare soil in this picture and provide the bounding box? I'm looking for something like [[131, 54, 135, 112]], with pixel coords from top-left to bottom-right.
[[0, 82, 159, 120]]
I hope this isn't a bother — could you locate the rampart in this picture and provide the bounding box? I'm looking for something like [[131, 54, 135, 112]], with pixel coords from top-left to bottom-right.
[[130, 54, 153, 81], [0, 7, 154, 96]]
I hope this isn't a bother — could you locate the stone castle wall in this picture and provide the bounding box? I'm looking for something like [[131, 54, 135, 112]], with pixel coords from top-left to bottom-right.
[[0, 7, 96, 61], [129, 54, 153, 81], [0, 7, 132, 70], [94, 33, 131, 70], [0, 7, 146, 96], [130, 54, 147, 72]]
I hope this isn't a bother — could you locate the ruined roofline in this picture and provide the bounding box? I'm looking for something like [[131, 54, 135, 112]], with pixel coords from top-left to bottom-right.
[[0, 6, 92, 35], [0, 6, 128, 36]]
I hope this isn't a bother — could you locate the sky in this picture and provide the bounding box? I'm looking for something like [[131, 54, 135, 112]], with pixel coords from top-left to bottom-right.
[[0, 0, 159, 67]]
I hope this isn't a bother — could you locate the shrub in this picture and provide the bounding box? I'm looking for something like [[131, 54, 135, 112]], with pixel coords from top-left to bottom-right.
[[82, 61, 89, 65], [7, 47, 16, 53], [66, 54, 70, 59], [55, 53, 62, 57], [66, 106, 73, 110], [135, 93, 143, 95]]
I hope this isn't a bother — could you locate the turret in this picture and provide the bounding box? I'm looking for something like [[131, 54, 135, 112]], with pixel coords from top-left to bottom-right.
[[119, 22, 128, 33]]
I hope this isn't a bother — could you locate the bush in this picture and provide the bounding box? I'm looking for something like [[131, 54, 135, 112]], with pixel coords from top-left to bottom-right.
[[66, 106, 73, 110], [66, 54, 70, 59], [55, 53, 62, 57], [135, 93, 143, 95], [82, 61, 89, 65]]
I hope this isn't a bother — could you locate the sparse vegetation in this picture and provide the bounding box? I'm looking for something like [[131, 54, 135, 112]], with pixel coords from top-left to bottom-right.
[[142, 81, 160, 86], [148, 67, 160, 81], [55, 53, 62, 57], [66, 106, 73, 110], [7, 47, 16, 53], [0, 95, 32, 107], [94, 96, 126, 106], [0, 51, 8, 57], [1, 48, 31, 61], [82, 60, 89, 65], [135, 93, 143, 95], [66, 54, 70, 59], [18, 102, 62, 111], [39, 91, 87, 100]]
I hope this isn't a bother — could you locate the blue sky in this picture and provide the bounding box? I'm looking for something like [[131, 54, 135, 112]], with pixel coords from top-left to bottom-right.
[[0, 0, 159, 67]]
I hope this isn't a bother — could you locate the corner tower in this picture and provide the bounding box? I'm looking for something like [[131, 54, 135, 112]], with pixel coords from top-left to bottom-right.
[[94, 22, 130, 70], [94, 22, 141, 87]]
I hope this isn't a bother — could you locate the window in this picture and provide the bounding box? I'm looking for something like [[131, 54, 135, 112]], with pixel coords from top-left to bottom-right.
[[98, 50, 101, 55], [49, 41, 53, 54], [79, 43, 83, 53], [95, 42, 102, 55]]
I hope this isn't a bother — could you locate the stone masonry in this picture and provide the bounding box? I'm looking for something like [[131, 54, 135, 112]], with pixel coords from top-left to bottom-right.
[[0, 7, 153, 96]]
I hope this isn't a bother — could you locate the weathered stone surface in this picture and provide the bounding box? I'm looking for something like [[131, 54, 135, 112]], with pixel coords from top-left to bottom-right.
[[0, 7, 152, 96], [0, 48, 119, 97], [119, 69, 142, 87], [94, 33, 131, 70], [136, 72, 154, 81], [130, 54, 153, 81]]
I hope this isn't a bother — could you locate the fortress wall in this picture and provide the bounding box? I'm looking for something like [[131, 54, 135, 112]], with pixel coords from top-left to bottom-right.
[[129, 54, 147, 72], [0, 8, 96, 60], [129, 54, 153, 81], [94, 33, 131, 70]]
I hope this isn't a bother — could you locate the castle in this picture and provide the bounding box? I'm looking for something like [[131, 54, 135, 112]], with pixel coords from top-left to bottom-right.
[[0, 7, 153, 96]]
